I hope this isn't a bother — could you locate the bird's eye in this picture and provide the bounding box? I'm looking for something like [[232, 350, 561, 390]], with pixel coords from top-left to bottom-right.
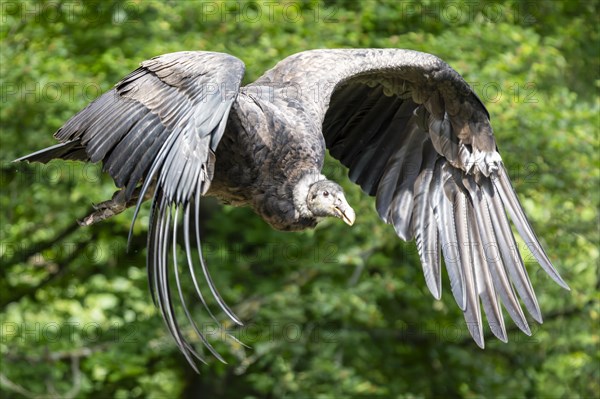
[[323, 191, 329, 197]]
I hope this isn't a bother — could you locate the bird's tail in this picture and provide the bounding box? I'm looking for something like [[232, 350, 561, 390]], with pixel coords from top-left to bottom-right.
[[14, 140, 88, 163]]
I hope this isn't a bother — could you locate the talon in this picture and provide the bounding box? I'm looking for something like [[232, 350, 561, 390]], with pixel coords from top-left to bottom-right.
[[77, 185, 155, 226]]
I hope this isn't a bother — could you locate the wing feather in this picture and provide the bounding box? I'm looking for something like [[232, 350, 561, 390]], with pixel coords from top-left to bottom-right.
[[494, 166, 569, 289], [467, 177, 531, 334], [468, 197, 508, 342], [411, 142, 441, 299], [460, 198, 485, 347], [484, 180, 542, 322], [432, 161, 467, 310], [387, 125, 426, 240]]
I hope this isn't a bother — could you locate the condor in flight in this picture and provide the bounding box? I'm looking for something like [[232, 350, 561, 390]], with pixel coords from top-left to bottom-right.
[[16, 49, 569, 371]]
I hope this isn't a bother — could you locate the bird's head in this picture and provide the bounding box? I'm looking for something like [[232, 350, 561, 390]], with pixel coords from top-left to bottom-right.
[[306, 180, 356, 226]]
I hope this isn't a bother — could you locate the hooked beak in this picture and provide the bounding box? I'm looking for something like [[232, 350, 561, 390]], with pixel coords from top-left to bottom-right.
[[333, 199, 356, 226]]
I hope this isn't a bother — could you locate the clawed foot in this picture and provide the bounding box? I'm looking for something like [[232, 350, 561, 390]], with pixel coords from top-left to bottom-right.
[[78, 192, 129, 226], [78, 185, 154, 226]]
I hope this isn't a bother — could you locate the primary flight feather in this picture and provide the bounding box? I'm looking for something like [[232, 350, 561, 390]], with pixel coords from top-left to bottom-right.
[[16, 49, 569, 371]]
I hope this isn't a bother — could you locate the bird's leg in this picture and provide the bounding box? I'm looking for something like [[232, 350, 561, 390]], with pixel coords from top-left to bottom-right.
[[78, 184, 155, 226]]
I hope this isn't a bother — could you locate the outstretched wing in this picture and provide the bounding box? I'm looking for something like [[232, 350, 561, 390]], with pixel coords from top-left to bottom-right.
[[256, 49, 569, 347], [16, 51, 246, 370]]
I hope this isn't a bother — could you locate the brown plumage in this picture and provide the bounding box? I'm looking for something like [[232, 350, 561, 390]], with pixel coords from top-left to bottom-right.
[[16, 49, 569, 371]]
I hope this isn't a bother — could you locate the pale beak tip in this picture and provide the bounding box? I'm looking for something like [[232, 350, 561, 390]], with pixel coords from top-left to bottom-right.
[[342, 208, 356, 226], [333, 200, 356, 226]]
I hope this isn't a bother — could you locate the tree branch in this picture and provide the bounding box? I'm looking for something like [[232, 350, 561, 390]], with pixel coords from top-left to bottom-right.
[[0, 232, 99, 307], [1, 215, 86, 269], [1, 341, 99, 399]]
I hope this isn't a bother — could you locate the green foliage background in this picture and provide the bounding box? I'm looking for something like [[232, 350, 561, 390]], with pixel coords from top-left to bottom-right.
[[1, 1, 598, 397]]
